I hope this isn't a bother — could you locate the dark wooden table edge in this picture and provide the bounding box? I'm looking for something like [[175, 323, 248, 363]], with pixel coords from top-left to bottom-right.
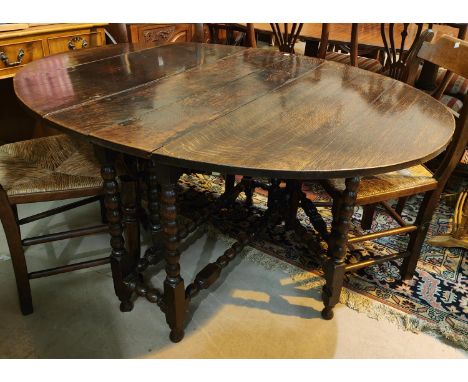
[[147, 139, 453, 180]]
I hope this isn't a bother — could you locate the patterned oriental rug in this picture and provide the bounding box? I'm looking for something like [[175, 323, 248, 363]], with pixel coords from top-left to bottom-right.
[[176, 174, 468, 350]]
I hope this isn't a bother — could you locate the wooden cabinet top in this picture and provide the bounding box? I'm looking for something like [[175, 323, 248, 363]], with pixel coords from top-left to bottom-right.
[[0, 24, 108, 41]]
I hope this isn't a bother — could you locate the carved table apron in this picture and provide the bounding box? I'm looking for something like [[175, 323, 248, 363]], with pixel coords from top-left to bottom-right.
[[14, 42, 455, 342]]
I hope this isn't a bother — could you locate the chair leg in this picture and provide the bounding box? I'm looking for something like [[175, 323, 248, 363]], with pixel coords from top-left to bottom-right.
[[395, 196, 408, 215], [12, 204, 19, 222], [361, 204, 375, 230], [401, 190, 440, 280], [0, 191, 32, 315]]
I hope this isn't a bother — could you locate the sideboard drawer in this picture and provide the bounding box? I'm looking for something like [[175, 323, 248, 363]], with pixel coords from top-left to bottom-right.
[[0, 39, 44, 76], [134, 24, 193, 48], [47, 31, 104, 54]]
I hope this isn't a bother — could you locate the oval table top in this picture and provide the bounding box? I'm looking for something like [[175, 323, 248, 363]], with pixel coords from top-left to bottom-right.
[[14, 42, 455, 179]]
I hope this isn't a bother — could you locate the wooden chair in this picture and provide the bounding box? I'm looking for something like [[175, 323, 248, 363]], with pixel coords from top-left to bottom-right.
[[320, 23, 428, 77], [318, 35, 468, 319], [377, 23, 425, 80], [0, 134, 108, 315], [322, 23, 383, 73], [268, 23, 380, 71], [206, 23, 256, 48], [372, 29, 467, 223]]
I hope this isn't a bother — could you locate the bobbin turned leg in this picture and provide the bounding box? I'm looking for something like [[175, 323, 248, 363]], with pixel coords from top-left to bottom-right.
[[224, 174, 235, 195], [322, 177, 360, 320], [285, 180, 301, 229], [144, 159, 163, 264], [156, 164, 185, 343], [243, 176, 254, 207], [121, 174, 141, 270], [100, 152, 134, 312]]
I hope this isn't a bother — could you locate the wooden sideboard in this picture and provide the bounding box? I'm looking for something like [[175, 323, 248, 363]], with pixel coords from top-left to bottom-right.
[[0, 23, 107, 142], [106, 23, 210, 46], [0, 23, 107, 79], [127, 24, 194, 47]]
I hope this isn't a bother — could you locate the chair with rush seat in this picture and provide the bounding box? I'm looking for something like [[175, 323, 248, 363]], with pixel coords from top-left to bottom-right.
[[0, 134, 108, 315], [317, 35, 468, 319]]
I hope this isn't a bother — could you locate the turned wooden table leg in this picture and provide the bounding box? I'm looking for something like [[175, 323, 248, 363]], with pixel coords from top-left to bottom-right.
[[243, 176, 254, 207], [285, 180, 301, 229], [322, 177, 360, 320], [224, 174, 235, 195], [144, 159, 163, 264], [121, 174, 141, 270], [156, 164, 185, 343], [267, 178, 281, 210], [100, 152, 134, 312]]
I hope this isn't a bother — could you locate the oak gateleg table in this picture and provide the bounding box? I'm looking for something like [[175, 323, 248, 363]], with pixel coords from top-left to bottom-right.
[[14, 42, 454, 342]]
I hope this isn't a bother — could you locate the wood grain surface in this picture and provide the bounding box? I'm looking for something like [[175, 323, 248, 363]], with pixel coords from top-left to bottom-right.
[[14, 42, 455, 179]]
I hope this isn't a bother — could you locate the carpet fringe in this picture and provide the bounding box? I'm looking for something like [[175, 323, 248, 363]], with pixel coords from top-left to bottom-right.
[[206, 225, 468, 351]]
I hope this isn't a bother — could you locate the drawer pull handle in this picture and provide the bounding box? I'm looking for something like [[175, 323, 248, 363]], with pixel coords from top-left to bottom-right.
[[68, 36, 88, 50], [0, 49, 25, 67]]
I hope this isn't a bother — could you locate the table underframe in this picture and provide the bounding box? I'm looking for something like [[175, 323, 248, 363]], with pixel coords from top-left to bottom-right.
[[97, 148, 415, 343]]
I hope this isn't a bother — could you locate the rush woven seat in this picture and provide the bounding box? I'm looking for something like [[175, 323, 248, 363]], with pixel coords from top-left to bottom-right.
[[462, 149, 468, 164], [324, 165, 437, 205], [0, 134, 102, 197], [325, 51, 382, 73]]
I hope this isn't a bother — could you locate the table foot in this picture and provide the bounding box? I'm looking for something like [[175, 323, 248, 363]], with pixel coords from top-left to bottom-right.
[[321, 307, 334, 320], [120, 300, 134, 312], [170, 329, 185, 343]]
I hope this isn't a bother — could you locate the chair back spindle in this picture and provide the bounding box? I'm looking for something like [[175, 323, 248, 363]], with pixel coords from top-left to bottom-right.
[[316, 23, 330, 59], [269, 23, 304, 53], [349, 24, 359, 66]]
